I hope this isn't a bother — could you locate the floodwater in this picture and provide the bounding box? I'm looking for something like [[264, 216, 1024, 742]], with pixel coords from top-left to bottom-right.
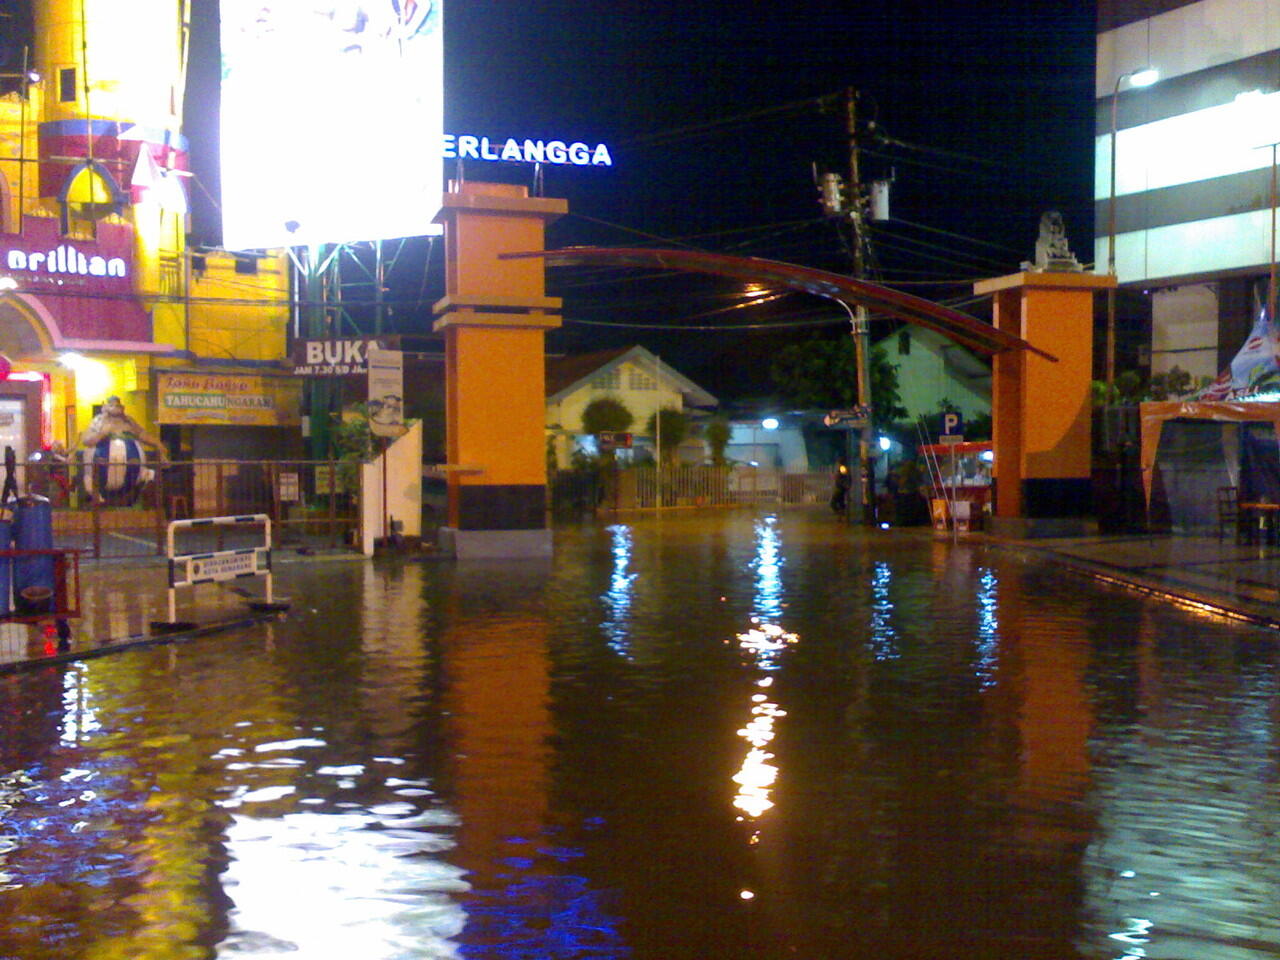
[[1, 511, 1278, 960]]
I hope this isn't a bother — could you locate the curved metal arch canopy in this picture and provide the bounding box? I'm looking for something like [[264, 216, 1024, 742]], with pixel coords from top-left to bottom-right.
[[501, 246, 1057, 362]]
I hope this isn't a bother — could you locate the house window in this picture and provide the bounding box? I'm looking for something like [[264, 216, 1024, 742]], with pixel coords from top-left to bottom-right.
[[592, 370, 621, 390], [59, 67, 76, 103], [898, 330, 911, 356], [628, 370, 656, 391], [234, 256, 258, 275]]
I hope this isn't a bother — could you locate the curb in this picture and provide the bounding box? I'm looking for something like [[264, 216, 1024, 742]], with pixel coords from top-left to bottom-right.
[[0, 612, 281, 676], [982, 535, 1280, 631]]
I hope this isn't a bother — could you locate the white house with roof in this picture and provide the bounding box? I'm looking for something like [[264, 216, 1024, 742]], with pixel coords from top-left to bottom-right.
[[877, 325, 991, 424], [545, 345, 718, 467]]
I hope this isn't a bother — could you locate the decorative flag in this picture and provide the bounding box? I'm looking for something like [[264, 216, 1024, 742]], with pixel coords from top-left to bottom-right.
[[1198, 307, 1280, 400], [129, 146, 161, 204]]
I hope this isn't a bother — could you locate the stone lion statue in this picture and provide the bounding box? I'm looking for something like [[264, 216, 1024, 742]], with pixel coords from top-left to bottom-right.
[[1027, 211, 1081, 272]]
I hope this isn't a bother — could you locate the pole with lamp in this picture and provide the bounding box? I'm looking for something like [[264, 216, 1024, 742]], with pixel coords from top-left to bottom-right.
[[1106, 67, 1159, 386]]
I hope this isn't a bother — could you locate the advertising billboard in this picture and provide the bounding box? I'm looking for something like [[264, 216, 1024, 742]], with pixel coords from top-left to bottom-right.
[[219, 1, 443, 250]]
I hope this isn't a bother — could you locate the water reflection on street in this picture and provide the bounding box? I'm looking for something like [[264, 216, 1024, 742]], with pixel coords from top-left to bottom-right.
[[0, 510, 1278, 959]]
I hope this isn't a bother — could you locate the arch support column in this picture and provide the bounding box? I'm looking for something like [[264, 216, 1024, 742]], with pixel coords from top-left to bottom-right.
[[433, 182, 566, 558], [974, 271, 1113, 528]]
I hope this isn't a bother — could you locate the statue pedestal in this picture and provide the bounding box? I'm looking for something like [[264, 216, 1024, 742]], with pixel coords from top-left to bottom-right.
[[973, 271, 1114, 520]]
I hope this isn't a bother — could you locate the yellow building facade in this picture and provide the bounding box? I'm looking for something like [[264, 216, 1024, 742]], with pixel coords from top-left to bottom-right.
[[0, 0, 296, 466]]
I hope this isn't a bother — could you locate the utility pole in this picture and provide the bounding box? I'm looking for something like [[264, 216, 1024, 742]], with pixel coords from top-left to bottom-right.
[[844, 87, 876, 525]]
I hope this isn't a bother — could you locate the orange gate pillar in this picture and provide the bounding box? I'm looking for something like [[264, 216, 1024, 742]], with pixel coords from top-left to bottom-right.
[[973, 271, 1114, 527], [433, 182, 567, 558]]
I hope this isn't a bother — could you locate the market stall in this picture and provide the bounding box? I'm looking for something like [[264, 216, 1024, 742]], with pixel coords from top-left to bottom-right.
[[918, 441, 993, 531]]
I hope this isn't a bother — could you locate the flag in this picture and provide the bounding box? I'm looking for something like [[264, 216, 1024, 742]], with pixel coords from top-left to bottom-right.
[[129, 146, 161, 204], [1198, 307, 1280, 399]]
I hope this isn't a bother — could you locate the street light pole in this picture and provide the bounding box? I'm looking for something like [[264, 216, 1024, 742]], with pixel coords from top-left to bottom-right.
[[1106, 67, 1158, 386]]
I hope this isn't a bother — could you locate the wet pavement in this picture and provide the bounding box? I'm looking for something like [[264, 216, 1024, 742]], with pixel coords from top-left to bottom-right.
[[986, 531, 1280, 628], [4, 523, 1280, 672], [0, 510, 1278, 959]]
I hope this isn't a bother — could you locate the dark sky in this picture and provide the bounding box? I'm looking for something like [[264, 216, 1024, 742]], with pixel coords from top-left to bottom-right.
[[3, 0, 1099, 401], [440, 0, 1098, 399]]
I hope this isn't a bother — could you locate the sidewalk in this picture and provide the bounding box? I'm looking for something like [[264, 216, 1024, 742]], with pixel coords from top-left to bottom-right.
[[983, 532, 1280, 628]]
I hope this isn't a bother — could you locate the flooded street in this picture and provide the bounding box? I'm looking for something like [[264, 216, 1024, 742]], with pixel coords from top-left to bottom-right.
[[1, 510, 1278, 959]]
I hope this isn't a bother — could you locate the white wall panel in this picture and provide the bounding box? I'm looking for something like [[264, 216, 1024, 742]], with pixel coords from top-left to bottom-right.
[[1097, 0, 1280, 95]]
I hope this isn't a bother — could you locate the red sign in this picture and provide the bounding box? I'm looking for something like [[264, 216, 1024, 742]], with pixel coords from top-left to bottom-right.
[[3, 217, 150, 345]]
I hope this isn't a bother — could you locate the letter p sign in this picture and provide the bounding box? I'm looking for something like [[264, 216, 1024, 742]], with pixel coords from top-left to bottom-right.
[[942, 412, 963, 437]]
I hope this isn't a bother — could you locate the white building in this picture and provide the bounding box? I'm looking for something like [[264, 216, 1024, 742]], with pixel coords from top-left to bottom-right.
[[1095, 0, 1280, 383], [544, 345, 717, 466]]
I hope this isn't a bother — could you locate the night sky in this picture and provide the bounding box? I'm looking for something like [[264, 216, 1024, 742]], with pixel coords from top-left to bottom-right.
[[441, 0, 1098, 400], [2, 0, 1099, 402]]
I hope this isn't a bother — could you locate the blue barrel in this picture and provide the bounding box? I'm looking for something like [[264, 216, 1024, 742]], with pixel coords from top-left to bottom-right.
[[13, 494, 54, 615], [0, 509, 12, 617]]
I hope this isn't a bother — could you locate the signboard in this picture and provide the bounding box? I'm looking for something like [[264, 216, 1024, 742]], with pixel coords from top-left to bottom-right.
[[292, 338, 386, 377], [598, 431, 632, 451], [277, 471, 300, 502], [823, 407, 870, 428], [366, 346, 405, 438], [219, 0, 444, 249], [443, 135, 612, 167], [0, 219, 150, 345], [941, 411, 964, 436], [156, 373, 301, 426], [183, 548, 265, 585]]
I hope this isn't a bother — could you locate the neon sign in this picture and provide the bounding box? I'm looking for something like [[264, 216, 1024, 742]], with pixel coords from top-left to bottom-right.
[[5, 245, 127, 278], [443, 135, 613, 167]]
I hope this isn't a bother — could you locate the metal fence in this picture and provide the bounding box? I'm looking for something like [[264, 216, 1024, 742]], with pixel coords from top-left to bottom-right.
[[575, 465, 838, 512], [12, 459, 360, 560]]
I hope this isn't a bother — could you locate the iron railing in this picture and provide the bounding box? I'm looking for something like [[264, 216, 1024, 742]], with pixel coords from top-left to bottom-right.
[[10, 459, 360, 560]]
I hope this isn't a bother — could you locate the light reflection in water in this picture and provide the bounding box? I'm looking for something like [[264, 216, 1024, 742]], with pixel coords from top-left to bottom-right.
[[869, 560, 899, 661], [602, 524, 636, 656], [60, 664, 99, 746], [220, 808, 468, 958], [750, 515, 783, 623], [731, 517, 798, 835], [974, 567, 999, 688]]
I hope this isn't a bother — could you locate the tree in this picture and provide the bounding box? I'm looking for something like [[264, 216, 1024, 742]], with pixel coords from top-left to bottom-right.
[[703, 415, 731, 466], [581, 396, 634, 436], [646, 407, 689, 463], [770, 336, 907, 428], [580, 396, 634, 468]]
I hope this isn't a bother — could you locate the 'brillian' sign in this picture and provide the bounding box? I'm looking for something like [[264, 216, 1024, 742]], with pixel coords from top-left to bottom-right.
[[6, 244, 127, 278]]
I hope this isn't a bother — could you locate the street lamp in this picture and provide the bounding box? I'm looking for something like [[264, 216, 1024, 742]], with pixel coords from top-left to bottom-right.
[[1106, 67, 1158, 386]]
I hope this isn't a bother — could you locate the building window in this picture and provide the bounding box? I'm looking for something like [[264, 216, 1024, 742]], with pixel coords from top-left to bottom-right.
[[898, 330, 911, 356], [592, 369, 621, 390], [234, 256, 258, 275], [59, 67, 76, 103], [628, 369, 656, 391]]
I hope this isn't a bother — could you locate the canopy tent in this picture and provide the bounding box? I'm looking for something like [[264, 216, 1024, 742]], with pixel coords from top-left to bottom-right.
[[1140, 401, 1280, 528]]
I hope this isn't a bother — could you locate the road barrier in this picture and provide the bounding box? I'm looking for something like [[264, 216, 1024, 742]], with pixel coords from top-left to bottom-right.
[[160, 514, 288, 629]]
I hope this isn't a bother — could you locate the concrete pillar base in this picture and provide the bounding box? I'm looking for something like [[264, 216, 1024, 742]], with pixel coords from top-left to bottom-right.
[[438, 526, 553, 560]]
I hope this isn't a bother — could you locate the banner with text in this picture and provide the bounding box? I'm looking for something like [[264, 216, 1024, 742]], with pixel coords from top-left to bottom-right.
[[157, 372, 301, 426]]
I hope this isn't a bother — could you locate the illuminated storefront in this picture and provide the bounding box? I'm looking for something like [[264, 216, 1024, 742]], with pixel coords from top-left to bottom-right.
[[0, 0, 294, 465]]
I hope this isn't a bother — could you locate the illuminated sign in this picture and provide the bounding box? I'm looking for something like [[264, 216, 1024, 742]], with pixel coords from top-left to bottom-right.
[[156, 372, 301, 426], [443, 135, 613, 167], [5, 245, 126, 278], [219, 1, 444, 250], [291, 338, 387, 376]]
